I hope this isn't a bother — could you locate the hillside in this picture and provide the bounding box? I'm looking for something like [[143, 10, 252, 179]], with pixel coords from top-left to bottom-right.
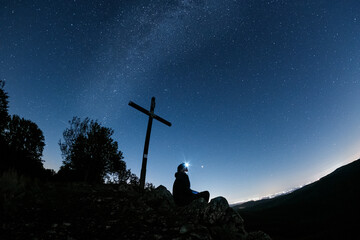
[[1, 171, 271, 240], [235, 159, 360, 240]]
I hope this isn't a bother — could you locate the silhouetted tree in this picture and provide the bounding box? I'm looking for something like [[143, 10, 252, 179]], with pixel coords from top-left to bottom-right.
[[0, 80, 54, 179], [59, 117, 128, 183], [107, 160, 131, 183], [129, 173, 140, 186], [0, 80, 10, 173], [56, 164, 79, 182], [6, 115, 45, 161], [0, 80, 10, 138], [126, 173, 153, 190], [145, 182, 155, 190], [4, 115, 45, 175]]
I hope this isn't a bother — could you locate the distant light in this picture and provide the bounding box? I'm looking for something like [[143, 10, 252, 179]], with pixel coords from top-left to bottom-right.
[[185, 162, 190, 168], [201, 165, 204, 168]]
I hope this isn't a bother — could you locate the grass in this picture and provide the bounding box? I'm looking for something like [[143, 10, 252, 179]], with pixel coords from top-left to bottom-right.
[[0, 170, 39, 217]]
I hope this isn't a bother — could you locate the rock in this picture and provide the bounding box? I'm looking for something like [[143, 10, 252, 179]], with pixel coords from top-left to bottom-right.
[[204, 197, 229, 225], [180, 224, 195, 234], [154, 234, 162, 240], [202, 197, 248, 240], [189, 225, 211, 240], [182, 198, 208, 223], [223, 207, 246, 232], [2, 182, 271, 240], [143, 185, 175, 212], [180, 224, 211, 240], [247, 231, 272, 240]]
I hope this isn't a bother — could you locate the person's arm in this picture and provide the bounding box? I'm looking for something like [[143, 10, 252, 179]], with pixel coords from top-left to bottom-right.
[[178, 173, 193, 196], [178, 183, 192, 196]]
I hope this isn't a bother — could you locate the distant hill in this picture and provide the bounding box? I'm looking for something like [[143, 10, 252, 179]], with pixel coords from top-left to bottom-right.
[[234, 159, 360, 240]]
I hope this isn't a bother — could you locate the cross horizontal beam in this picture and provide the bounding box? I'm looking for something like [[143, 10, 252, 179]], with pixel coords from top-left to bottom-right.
[[129, 101, 172, 127]]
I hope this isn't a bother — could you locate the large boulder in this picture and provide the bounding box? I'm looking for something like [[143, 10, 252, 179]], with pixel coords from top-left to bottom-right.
[[169, 196, 249, 240], [203, 197, 247, 240], [182, 198, 208, 223], [142, 185, 175, 212], [137, 186, 270, 240], [204, 197, 230, 225]]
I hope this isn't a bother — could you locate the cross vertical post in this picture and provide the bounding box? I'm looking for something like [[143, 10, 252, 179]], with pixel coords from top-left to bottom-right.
[[140, 97, 155, 190], [128, 97, 171, 190]]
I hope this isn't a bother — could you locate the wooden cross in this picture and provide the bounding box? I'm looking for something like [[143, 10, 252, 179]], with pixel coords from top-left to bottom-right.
[[129, 97, 171, 189]]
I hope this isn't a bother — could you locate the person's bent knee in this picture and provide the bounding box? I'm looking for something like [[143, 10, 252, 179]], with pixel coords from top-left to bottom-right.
[[199, 191, 210, 203]]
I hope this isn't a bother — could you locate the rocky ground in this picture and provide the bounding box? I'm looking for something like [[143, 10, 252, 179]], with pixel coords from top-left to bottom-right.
[[1, 176, 271, 240]]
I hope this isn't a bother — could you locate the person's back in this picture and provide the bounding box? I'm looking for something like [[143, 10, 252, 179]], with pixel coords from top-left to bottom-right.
[[172, 163, 210, 206], [173, 170, 193, 206]]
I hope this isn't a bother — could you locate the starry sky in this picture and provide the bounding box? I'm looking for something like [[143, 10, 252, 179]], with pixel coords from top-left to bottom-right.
[[1, 0, 360, 203]]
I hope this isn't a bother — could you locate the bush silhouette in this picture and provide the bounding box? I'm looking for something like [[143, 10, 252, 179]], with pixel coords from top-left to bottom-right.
[[59, 117, 129, 184]]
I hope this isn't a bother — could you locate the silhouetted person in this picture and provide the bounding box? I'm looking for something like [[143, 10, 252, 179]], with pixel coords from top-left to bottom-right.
[[173, 163, 210, 206]]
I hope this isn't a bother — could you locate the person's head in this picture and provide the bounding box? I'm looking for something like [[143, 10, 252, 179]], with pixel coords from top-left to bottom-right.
[[177, 163, 189, 173]]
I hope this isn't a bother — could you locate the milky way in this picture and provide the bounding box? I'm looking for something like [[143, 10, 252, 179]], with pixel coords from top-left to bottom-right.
[[1, 0, 360, 203]]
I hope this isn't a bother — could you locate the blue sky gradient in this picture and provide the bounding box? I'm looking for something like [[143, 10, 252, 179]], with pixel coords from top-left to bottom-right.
[[1, 0, 360, 203]]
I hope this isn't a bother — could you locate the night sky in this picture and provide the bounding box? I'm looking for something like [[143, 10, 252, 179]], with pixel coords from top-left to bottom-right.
[[2, 0, 360, 203]]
